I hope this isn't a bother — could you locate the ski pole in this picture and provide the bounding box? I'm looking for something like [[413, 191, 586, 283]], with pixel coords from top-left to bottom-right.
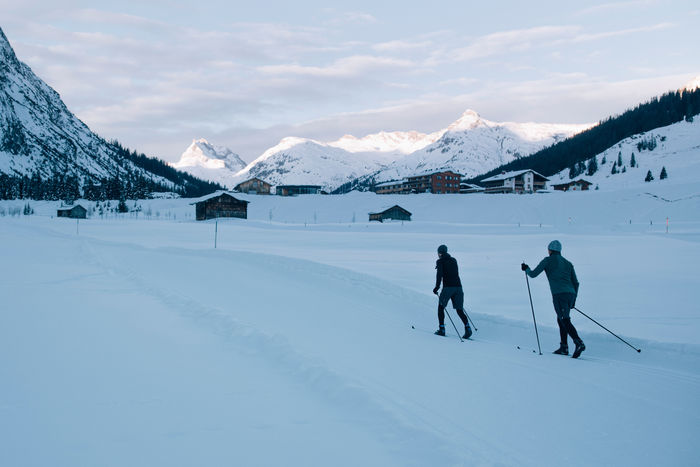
[[445, 309, 463, 343], [439, 296, 463, 342], [524, 270, 542, 355], [464, 309, 478, 332], [573, 306, 641, 353]]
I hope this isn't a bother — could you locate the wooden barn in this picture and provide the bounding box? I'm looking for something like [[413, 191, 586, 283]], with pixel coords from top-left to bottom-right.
[[57, 204, 87, 219], [234, 177, 271, 195], [368, 205, 412, 222], [276, 185, 322, 196], [551, 178, 593, 191], [192, 192, 250, 221]]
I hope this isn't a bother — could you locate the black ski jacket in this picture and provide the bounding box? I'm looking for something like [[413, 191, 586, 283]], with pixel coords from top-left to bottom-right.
[[435, 253, 462, 288]]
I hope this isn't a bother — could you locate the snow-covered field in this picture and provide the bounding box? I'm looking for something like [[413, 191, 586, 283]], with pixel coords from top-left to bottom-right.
[[1, 184, 699, 466]]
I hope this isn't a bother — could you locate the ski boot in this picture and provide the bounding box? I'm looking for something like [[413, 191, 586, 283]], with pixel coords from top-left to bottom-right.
[[462, 326, 472, 340], [572, 339, 586, 359], [553, 344, 569, 355], [434, 326, 446, 336]]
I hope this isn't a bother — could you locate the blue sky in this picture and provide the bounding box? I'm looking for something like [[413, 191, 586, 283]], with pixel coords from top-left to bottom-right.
[[2, 0, 698, 162]]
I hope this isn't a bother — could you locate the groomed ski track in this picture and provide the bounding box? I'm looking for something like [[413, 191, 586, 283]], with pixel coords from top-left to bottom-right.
[[1, 216, 698, 466]]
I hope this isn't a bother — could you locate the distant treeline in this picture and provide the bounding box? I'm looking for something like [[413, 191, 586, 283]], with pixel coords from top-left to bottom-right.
[[0, 140, 223, 201], [472, 86, 700, 183], [109, 140, 223, 198]]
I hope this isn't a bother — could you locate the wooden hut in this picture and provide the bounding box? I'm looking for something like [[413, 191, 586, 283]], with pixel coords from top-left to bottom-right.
[[368, 205, 412, 222], [192, 192, 249, 221], [57, 204, 87, 219], [551, 179, 593, 191], [276, 185, 322, 196], [234, 177, 271, 195]]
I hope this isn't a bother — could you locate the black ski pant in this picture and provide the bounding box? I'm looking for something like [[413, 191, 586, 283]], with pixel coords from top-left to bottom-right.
[[438, 304, 469, 329], [552, 292, 581, 346]]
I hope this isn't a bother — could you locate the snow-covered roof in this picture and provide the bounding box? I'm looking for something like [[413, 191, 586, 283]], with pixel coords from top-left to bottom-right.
[[368, 204, 412, 215], [189, 190, 250, 205], [407, 170, 463, 178], [552, 177, 592, 186], [58, 203, 87, 210], [481, 169, 548, 182], [375, 179, 407, 188]]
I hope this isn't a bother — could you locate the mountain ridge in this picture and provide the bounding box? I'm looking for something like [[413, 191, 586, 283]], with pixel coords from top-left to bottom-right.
[[0, 27, 221, 200], [174, 110, 588, 191]]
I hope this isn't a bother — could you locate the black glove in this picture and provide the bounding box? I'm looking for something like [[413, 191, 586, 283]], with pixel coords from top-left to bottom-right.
[[433, 286, 439, 295], [521, 263, 529, 271]]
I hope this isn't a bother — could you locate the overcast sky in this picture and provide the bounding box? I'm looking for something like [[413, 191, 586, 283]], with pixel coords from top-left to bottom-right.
[[2, 0, 698, 163]]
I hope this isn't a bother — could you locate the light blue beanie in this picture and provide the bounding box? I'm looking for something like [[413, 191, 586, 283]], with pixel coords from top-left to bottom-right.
[[548, 240, 562, 252]]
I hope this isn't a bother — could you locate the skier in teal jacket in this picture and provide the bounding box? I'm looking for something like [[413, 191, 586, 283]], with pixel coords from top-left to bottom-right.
[[521, 240, 585, 358]]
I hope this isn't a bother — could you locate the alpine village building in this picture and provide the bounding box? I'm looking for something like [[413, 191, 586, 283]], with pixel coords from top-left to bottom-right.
[[57, 204, 88, 219], [480, 170, 549, 194], [276, 185, 323, 196], [374, 171, 462, 194], [551, 178, 593, 191], [192, 192, 250, 220], [368, 205, 412, 222], [234, 178, 271, 195]]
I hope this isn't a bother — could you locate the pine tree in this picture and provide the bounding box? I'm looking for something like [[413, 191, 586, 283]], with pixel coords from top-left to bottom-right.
[[660, 166, 668, 179], [630, 153, 636, 167], [601, 155, 607, 165], [586, 157, 598, 176], [577, 161, 586, 176], [622, 166, 626, 173], [118, 198, 129, 213], [645, 170, 654, 182], [618, 153, 623, 166], [611, 163, 618, 174]]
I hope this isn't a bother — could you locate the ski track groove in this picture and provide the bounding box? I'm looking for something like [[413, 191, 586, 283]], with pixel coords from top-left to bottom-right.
[[77, 236, 518, 466]]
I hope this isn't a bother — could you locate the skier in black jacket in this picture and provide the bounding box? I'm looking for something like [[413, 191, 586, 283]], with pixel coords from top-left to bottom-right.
[[433, 245, 472, 338]]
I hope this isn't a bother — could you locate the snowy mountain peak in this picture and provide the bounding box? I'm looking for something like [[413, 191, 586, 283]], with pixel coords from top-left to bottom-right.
[[169, 138, 247, 188], [0, 27, 16, 60], [172, 139, 246, 171], [447, 109, 485, 131], [683, 75, 700, 92], [329, 130, 440, 154], [0, 26, 179, 191]]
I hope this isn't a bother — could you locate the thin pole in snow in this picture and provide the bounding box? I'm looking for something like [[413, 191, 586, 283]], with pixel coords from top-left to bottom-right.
[[214, 218, 218, 249], [524, 267, 542, 355], [573, 306, 641, 353], [439, 297, 463, 343], [76, 218, 79, 236]]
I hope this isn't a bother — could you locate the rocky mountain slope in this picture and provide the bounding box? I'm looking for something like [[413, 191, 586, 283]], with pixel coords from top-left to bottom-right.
[[180, 111, 588, 191], [0, 27, 219, 199], [170, 139, 247, 188]]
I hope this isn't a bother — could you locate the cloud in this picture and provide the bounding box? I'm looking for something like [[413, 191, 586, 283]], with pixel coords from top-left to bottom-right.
[[448, 26, 580, 62], [571, 22, 674, 42], [575, 0, 658, 16], [258, 55, 415, 78]]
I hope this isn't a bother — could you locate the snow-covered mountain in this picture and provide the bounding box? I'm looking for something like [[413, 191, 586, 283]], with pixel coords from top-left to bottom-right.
[[0, 27, 174, 190], [328, 130, 442, 154], [170, 139, 247, 188], [190, 111, 588, 192], [229, 130, 442, 191], [368, 110, 590, 183], [684, 76, 700, 92], [548, 117, 700, 190]]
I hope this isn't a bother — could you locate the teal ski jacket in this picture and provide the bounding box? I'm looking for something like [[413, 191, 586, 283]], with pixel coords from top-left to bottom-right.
[[526, 251, 579, 296]]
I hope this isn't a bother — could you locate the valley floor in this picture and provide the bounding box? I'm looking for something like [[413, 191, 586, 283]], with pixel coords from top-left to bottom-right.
[[1, 190, 699, 466]]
